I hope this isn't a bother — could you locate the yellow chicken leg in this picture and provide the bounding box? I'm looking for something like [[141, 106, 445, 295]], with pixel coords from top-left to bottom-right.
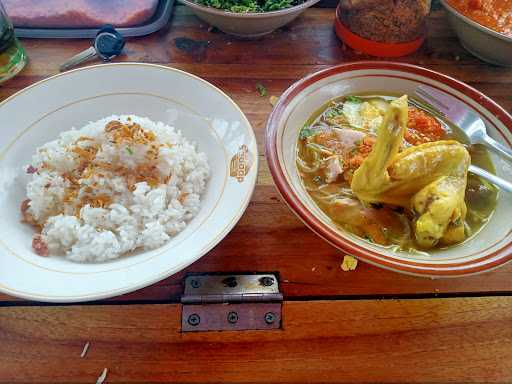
[[350, 95, 406, 205], [412, 176, 467, 248], [351, 95, 470, 249]]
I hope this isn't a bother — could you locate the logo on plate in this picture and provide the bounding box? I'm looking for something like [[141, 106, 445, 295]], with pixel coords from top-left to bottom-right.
[[230, 144, 252, 183]]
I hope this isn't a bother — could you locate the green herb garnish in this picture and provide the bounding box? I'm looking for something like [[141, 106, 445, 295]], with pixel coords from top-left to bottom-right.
[[195, 0, 305, 13], [299, 126, 316, 140], [126, 147, 134, 155], [313, 175, 323, 184], [363, 235, 374, 243], [256, 83, 268, 97], [345, 95, 363, 103], [324, 104, 345, 119]]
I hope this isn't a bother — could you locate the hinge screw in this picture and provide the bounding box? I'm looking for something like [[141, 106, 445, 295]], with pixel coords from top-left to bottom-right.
[[260, 276, 275, 287], [190, 279, 201, 288], [264, 312, 276, 324], [222, 276, 238, 288], [187, 313, 201, 326], [227, 311, 239, 324]]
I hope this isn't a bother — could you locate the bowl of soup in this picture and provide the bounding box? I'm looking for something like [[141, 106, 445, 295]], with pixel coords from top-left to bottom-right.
[[441, 0, 512, 66], [266, 61, 512, 277]]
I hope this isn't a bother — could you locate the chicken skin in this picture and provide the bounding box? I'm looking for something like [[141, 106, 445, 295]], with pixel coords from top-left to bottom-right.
[[351, 95, 470, 248]]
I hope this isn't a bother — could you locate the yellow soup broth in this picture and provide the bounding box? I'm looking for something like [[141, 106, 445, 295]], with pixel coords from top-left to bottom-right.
[[296, 95, 498, 252]]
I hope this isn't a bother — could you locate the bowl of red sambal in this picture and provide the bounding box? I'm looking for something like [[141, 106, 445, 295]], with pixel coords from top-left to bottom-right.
[[441, 0, 512, 66]]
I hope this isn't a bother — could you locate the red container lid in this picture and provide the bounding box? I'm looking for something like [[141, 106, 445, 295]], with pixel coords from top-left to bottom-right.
[[334, 4, 425, 58]]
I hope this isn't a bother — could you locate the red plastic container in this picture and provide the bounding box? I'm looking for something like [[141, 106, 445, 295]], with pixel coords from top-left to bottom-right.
[[334, 3, 425, 57]]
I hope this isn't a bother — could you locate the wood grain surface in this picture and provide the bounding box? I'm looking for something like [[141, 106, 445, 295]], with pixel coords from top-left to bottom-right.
[[0, 6, 511, 306], [2, 5, 512, 383], [2, 297, 512, 383]]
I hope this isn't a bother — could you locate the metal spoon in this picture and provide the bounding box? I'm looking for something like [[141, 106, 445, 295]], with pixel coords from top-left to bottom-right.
[[409, 90, 511, 192], [415, 85, 512, 161], [468, 164, 512, 193]]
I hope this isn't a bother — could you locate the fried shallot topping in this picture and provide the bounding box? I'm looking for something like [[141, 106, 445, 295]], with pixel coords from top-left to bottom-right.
[[53, 120, 168, 214]]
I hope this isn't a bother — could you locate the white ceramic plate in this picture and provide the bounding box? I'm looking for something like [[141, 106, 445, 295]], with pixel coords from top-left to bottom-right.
[[0, 63, 257, 302], [266, 62, 512, 277]]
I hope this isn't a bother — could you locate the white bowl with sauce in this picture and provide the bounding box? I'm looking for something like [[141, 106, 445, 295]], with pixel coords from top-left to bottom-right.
[[0, 63, 257, 302], [266, 61, 512, 277]]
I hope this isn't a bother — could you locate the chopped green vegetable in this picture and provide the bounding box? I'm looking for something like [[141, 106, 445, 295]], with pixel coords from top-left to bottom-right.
[[324, 103, 345, 119], [345, 95, 363, 103], [256, 83, 268, 97], [363, 235, 374, 243], [299, 126, 316, 140], [126, 147, 134, 155], [195, 0, 305, 13], [313, 175, 323, 184]]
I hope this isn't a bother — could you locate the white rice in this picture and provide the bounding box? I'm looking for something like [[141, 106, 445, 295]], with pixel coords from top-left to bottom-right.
[[23, 115, 209, 262]]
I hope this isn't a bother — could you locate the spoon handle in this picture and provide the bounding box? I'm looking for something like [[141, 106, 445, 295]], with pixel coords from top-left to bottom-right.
[[482, 134, 512, 162], [469, 165, 512, 193]]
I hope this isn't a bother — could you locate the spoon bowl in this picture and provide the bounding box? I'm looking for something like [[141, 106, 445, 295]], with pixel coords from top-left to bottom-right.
[[415, 85, 512, 161]]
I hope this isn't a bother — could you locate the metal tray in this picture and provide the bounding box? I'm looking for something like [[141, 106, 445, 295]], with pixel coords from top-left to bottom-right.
[[13, 0, 174, 38]]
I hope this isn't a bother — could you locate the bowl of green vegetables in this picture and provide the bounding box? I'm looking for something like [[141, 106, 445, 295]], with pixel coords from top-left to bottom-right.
[[180, 0, 321, 38]]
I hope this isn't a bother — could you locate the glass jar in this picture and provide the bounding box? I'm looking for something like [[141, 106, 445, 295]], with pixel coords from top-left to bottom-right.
[[0, 0, 27, 83], [335, 0, 431, 57]]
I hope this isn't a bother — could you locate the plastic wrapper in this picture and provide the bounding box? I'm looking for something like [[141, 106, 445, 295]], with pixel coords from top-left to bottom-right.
[[3, 0, 160, 28]]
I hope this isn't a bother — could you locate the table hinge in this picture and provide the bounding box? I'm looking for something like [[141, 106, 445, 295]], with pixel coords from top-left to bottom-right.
[[181, 274, 283, 332]]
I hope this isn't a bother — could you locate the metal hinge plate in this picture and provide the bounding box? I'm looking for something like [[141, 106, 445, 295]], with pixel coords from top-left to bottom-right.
[[181, 274, 282, 332]]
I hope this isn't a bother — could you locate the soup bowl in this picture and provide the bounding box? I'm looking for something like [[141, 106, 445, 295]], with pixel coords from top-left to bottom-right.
[[266, 61, 512, 277]]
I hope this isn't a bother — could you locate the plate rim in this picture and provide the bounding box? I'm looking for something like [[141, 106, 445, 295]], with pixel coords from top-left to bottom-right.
[[0, 62, 258, 302], [265, 60, 512, 278]]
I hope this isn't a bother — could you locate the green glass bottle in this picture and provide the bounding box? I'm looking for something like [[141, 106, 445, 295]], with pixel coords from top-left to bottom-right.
[[0, 1, 27, 84]]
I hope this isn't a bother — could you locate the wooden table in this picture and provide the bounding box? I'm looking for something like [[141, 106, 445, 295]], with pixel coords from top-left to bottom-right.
[[2, 3, 512, 383]]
